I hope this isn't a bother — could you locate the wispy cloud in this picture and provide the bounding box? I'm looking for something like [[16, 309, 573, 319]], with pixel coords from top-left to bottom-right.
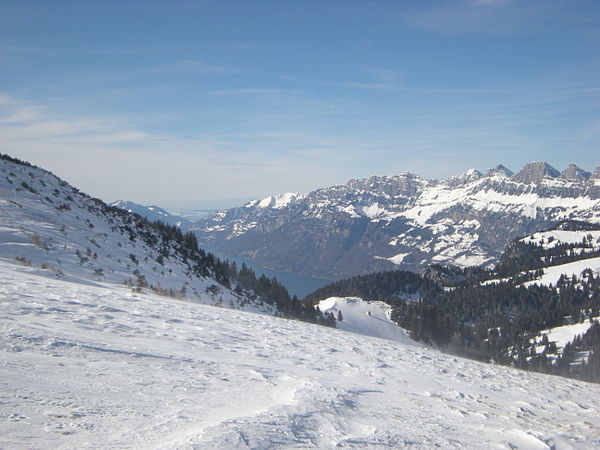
[[153, 59, 238, 75], [207, 88, 285, 96], [0, 95, 359, 206], [402, 0, 585, 35], [338, 81, 511, 94]]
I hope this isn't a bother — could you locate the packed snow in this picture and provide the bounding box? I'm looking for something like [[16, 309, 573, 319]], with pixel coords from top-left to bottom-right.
[[2, 262, 600, 449]]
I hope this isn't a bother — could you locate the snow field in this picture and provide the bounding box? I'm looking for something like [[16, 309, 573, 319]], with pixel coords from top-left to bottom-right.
[[525, 256, 600, 287], [2, 261, 600, 449], [317, 296, 417, 345], [531, 317, 600, 359]]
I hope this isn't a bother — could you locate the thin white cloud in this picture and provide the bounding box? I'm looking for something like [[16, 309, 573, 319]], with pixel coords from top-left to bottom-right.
[[207, 88, 285, 96], [402, 0, 582, 35], [0, 95, 356, 207], [153, 59, 237, 75], [338, 81, 512, 95]]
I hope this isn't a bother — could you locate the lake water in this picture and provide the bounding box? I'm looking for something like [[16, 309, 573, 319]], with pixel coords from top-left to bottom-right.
[[204, 248, 331, 298]]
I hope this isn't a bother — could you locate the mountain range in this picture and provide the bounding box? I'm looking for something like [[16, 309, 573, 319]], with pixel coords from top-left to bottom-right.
[[190, 161, 600, 280]]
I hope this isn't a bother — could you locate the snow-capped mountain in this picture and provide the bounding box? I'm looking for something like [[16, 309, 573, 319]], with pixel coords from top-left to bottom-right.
[[0, 154, 297, 315], [2, 260, 600, 448], [111, 199, 191, 228], [191, 161, 600, 280]]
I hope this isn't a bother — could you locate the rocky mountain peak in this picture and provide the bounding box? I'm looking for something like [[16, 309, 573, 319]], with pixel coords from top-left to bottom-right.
[[444, 168, 482, 187], [485, 164, 514, 177], [512, 161, 560, 184], [248, 192, 305, 210], [560, 163, 591, 181], [590, 166, 600, 180]]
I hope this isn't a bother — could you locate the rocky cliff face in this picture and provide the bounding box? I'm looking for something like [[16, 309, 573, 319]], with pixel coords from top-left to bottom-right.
[[191, 162, 600, 280]]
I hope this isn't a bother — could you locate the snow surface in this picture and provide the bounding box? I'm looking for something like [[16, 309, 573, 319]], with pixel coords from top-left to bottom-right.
[[249, 192, 305, 210], [317, 297, 416, 345], [522, 230, 600, 250], [2, 262, 600, 449], [525, 257, 600, 287], [532, 317, 600, 358], [376, 252, 411, 265]]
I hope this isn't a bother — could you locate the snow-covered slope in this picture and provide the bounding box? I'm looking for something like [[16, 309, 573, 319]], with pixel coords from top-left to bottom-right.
[[0, 155, 275, 313], [191, 161, 600, 280], [2, 261, 599, 449], [531, 317, 600, 361], [317, 296, 416, 345], [111, 200, 191, 228], [524, 257, 600, 287], [518, 226, 600, 287]]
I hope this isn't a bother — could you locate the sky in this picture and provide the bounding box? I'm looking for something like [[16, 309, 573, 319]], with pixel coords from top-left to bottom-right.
[[1, 0, 599, 209]]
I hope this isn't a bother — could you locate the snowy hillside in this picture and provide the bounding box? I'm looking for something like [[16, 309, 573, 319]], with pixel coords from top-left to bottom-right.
[[317, 297, 416, 345], [192, 161, 600, 280], [518, 226, 600, 287], [0, 155, 286, 314], [531, 317, 600, 362], [2, 261, 600, 449]]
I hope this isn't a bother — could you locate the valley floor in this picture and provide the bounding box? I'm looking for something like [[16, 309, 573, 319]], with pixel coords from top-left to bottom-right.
[[1, 259, 599, 449]]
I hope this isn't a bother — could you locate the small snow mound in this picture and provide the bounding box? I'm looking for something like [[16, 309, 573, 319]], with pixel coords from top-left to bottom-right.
[[317, 297, 417, 345]]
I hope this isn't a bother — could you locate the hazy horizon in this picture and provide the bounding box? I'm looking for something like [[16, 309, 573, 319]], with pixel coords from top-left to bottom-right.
[[1, 0, 598, 208]]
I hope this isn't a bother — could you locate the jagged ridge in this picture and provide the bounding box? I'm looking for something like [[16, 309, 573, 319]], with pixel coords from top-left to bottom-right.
[[191, 162, 600, 280]]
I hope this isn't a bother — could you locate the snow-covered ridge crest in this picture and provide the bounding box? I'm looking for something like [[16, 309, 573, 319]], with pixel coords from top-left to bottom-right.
[[246, 192, 305, 209]]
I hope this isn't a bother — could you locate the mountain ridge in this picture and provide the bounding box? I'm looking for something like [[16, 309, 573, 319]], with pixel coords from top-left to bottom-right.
[[191, 161, 600, 280]]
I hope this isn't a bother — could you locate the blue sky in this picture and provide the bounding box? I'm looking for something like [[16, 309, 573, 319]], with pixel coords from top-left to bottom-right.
[[1, 0, 599, 209]]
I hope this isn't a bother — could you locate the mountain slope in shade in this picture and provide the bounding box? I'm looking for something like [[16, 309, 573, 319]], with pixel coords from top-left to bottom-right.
[[191, 161, 600, 280], [1, 261, 599, 448]]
